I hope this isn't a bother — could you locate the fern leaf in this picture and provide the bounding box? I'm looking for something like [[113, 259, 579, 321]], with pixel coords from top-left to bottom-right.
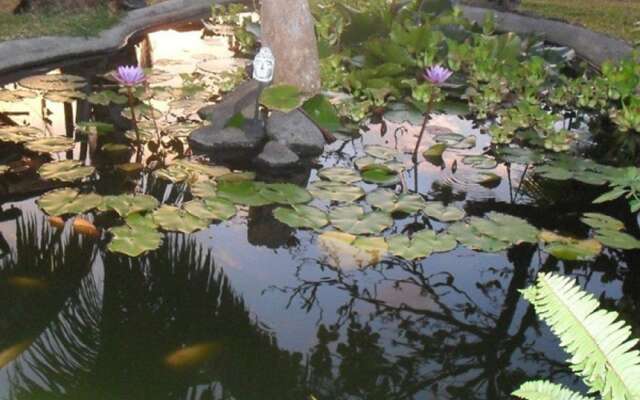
[[522, 273, 640, 400], [513, 380, 592, 400]]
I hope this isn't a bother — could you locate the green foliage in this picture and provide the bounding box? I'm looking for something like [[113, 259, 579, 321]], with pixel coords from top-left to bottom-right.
[[513, 380, 592, 400], [517, 272, 640, 400]]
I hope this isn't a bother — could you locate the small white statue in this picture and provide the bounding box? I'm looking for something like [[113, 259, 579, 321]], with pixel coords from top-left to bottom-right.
[[252, 47, 275, 83]]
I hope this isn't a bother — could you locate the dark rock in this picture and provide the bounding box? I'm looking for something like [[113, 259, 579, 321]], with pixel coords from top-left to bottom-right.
[[255, 141, 299, 169], [197, 80, 261, 129], [266, 110, 325, 157], [188, 124, 265, 158]]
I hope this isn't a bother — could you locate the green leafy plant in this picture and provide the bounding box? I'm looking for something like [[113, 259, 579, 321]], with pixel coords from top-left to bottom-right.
[[514, 272, 640, 400]]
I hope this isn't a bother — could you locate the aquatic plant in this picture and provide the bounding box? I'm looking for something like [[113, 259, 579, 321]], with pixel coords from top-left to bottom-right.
[[514, 272, 640, 400], [114, 65, 146, 149]]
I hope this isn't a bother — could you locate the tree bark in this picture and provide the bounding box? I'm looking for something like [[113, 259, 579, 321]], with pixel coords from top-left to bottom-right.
[[260, 0, 321, 94]]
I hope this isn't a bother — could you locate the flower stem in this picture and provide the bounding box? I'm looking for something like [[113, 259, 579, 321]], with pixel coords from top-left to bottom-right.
[[412, 98, 434, 163], [127, 87, 141, 143]]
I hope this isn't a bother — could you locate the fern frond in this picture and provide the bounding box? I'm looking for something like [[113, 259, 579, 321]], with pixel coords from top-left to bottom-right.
[[522, 273, 640, 400], [513, 380, 592, 400]]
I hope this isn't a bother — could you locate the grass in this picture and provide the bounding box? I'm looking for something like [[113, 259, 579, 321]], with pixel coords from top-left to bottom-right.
[[518, 0, 640, 43], [0, 4, 121, 42]]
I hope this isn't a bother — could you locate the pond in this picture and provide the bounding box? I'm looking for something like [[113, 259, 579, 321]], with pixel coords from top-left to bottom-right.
[[0, 16, 639, 400]]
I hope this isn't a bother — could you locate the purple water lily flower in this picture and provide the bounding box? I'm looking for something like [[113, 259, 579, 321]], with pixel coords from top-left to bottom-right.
[[424, 65, 453, 85], [114, 65, 146, 86]]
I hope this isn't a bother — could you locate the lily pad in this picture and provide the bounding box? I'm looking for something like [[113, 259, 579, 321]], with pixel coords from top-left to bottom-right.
[[354, 156, 405, 173], [259, 183, 313, 205], [153, 205, 210, 233], [449, 135, 477, 150], [87, 90, 128, 106], [302, 94, 342, 132], [423, 201, 465, 222], [474, 172, 502, 187], [25, 137, 75, 153], [273, 205, 329, 231], [434, 132, 465, 145], [217, 171, 256, 183], [19, 74, 86, 91], [469, 212, 539, 245], [44, 91, 85, 103], [366, 189, 425, 214], [318, 167, 362, 184], [260, 84, 304, 112], [308, 181, 365, 203], [173, 160, 231, 178], [318, 231, 383, 270], [462, 155, 498, 169], [580, 213, 625, 231], [38, 160, 94, 182], [423, 143, 447, 158], [184, 198, 236, 221], [108, 225, 162, 257], [594, 229, 640, 250], [364, 145, 400, 161], [37, 188, 102, 216], [448, 222, 511, 252], [384, 103, 424, 126], [190, 180, 218, 200], [99, 194, 159, 217], [360, 164, 399, 186], [217, 181, 272, 206], [329, 205, 393, 235], [496, 146, 544, 165], [388, 230, 457, 260], [0, 126, 42, 143], [539, 230, 602, 261], [153, 165, 193, 183], [0, 89, 37, 102], [125, 213, 158, 231]]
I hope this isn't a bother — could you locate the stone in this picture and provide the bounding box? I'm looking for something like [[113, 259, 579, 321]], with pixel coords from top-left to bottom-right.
[[260, 0, 321, 94], [266, 110, 325, 157], [188, 124, 265, 156], [197, 80, 261, 129], [0, 0, 21, 13], [255, 140, 300, 169]]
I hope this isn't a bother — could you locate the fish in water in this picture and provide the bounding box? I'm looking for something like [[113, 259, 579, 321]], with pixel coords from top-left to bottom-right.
[[7, 276, 48, 290], [164, 342, 220, 369]]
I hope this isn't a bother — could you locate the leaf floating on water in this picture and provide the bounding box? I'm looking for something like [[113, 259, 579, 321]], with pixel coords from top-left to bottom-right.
[[388, 230, 457, 260], [470, 212, 539, 245], [329, 205, 393, 235], [366, 189, 425, 214], [273, 205, 329, 231], [44, 90, 86, 103], [99, 194, 159, 217], [423, 143, 447, 158], [423, 201, 465, 222], [153, 165, 193, 183], [190, 180, 218, 200], [364, 144, 400, 161], [72, 217, 100, 238], [87, 90, 128, 106], [308, 181, 365, 203], [354, 156, 405, 173], [580, 213, 625, 231], [38, 188, 102, 217], [360, 164, 400, 186], [303, 94, 342, 132], [0, 89, 37, 102], [0, 126, 42, 143], [433, 132, 465, 145], [38, 160, 94, 182], [496, 146, 545, 165], [594, 230, 640, 250], [25, 137, 75, 153], [474, 172, 502, 187], [318, 167, 362, 184], [217, 181, 272, 206], [259, 183, 313, 205], [448, 222, 511, 252], [449, 135, 476, 150], [538, 230, 602, 261], [173, 159, 231, 178], [116, 163, 144, 174], [165, 342, 220, 369], [153, 205, 210, 234], [383, 103, 424, 126], [19, 74, 86, 91], [260, 84, 305, 112], [318, 231, 382, 270], [462, 155, 498, 170], [217, 171, 256, 183], [108, 224, 163, 257], [184, 198, 236, 221]]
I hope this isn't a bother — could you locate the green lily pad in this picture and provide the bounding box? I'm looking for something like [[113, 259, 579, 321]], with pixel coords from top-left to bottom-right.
[[539, 230, 602, 261], [108, 225, 162, 257], [496, 146, 544, 165], [37, 188, 102, 216], [87, 90, 128, 106], [353, 236, 388, 255], [273, 205, 329, 231], [173, 160, 231, 178], [318, 167, 362, 184], [259, 183, 313, 205], [329, 205, 393, 235], [190, 180, 218, 200], [217, 171, 256, 183], [44, 90, 85, 103], [580, 213, 625, 231], [388, 230, 457, 260], [0, 89, 37, 102], [364, 145, 400, 161], [260, 84, 304, 112], [354, 156, 405, 173], [0, 126, 42, 143], [25, 137, 75, 153], [99, 194, 159, 217], [434, 133, 465, 145], [19, 74, 86, 91], [449, 135, 477, 150], [595, 229, 640, 250], [448, 222, 511, 252], [153, 205, 210, 233], [125, 213, 158, 231], [360, 164, 399, 186], [153, 165, 193, 183], [308, 181, 365, 203], [462, 155, 498, 170], [423, 201, 465, 222], [423, 143, 447, 158], [474, 172, 502, 187], [38, 160, 94, 182], [217, 181, 271, 206], [384, 103, 424, 126], [302, 94, 342, 132], [318, 231, 383, 270], [470, 212, 539, 245], [366, 189, 425, 214], [184, 198, 236, 221]]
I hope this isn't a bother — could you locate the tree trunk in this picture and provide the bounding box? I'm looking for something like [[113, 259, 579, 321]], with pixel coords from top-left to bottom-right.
[[260, 0, 321, 94]]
